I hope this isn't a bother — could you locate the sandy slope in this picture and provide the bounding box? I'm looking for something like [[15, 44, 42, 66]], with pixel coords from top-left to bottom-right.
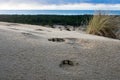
[[0, 22, 120, 80]]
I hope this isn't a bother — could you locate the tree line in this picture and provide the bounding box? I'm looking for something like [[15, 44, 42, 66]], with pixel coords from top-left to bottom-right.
[[0, 15, 93, 27]]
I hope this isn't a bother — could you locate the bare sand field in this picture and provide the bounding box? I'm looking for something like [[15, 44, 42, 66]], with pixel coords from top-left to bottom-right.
[[0, 22, 120, 80]]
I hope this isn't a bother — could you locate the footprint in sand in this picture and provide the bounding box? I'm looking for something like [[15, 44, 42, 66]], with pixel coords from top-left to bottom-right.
[[35, 29, 43, 31], [6, 23, 19, 26], [48, 38, 65, 42], [59, 59, 79, 71], [35, 29, 51, 32], [59, 60, 74, 67], [48, 37, 95, 49]]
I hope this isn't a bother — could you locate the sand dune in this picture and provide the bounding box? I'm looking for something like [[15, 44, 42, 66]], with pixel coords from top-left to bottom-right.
[[0, 22, 120, 80]]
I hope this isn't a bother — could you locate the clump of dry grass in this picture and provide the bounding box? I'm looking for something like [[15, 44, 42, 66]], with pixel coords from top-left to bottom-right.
[[87, 11, 119, 39]]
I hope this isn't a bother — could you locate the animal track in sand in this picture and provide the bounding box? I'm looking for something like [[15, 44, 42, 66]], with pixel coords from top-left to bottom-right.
[[48, 38, 65, 42]]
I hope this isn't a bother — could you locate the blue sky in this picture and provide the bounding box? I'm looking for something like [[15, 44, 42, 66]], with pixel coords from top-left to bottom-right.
[[0, 0, 120, 10], [1, 0, 119, 4], [36, 0, 120, 4]]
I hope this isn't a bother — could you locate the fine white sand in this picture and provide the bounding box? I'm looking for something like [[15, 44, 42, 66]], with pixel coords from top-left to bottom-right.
[[0, 22, 120, 80]]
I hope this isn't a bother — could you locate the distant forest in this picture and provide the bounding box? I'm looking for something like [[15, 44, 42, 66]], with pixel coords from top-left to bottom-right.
[[0, 15, 93, 26]]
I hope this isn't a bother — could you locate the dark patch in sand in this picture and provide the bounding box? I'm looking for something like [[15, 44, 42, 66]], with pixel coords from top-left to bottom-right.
[[35, 29, 52, 32], [6, 23, 20, 26], [48, 38, 65, 42], [35, 29, 43, 31], [59, 60, 79, 68], [65, 27, 71, 31]]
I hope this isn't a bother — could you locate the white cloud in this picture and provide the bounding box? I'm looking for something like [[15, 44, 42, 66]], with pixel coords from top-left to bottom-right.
[[0, 3, 120, 10]]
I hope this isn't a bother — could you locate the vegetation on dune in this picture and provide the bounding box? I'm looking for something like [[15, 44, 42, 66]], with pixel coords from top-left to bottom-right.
[[0, 14, 119, 38], [0, 15, 92, 27], [87, 11, 120, 39]]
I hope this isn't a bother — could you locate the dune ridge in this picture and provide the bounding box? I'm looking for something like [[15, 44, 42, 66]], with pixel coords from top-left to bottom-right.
[[0, 22, 120, 80]]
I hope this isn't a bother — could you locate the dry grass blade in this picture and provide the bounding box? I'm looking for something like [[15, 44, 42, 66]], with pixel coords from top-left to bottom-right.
[[87, 11, 119, 39]]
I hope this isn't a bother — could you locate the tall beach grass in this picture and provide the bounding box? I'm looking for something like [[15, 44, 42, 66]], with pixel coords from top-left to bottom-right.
[[87, 11, 120, 39]]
